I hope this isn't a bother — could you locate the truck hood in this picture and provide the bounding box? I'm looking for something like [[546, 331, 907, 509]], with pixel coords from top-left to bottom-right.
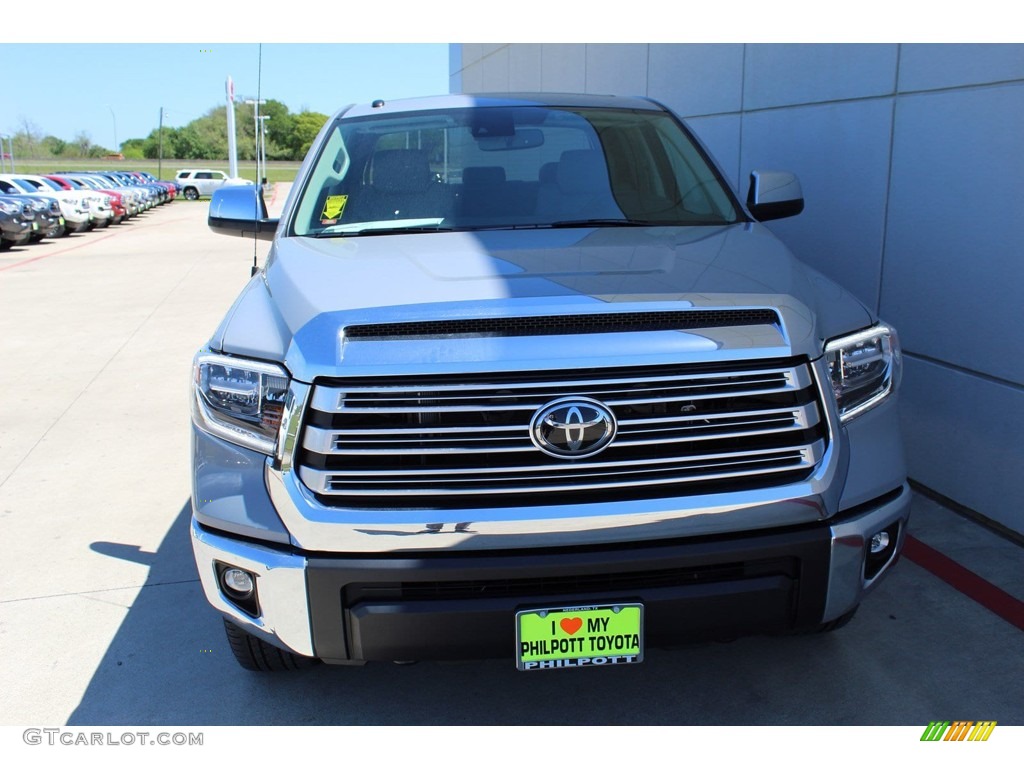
[[215, 223, 873, 379]]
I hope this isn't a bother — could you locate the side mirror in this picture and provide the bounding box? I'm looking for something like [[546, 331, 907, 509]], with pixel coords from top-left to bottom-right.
[[747, 170, 804, 222], [208, 185, 279, 241]]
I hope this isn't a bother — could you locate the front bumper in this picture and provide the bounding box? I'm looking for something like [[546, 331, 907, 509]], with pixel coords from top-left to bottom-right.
[[192, 483, 910, 664], [1, 219, 32, 245]]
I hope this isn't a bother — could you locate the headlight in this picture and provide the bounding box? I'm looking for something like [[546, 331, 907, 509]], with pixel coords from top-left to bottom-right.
[[824, 324, 901, 423], [192, 352, 290, 454]]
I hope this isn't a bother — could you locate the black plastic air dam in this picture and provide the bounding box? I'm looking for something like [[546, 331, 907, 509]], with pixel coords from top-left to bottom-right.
[[305, 524, 832, 663]]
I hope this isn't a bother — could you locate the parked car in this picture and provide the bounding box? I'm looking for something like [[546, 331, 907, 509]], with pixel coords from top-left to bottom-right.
[[48, 175, 127, 224], [78, 172, 154, 212], [0, 175, 91, 233], [0, 197, 34, 250], [128, 170, 177, 201], [137, 170, 180, 198], [19, 195, 65, 240], [194, 93, 908, 671], [176, 168, 252, 200], [0, 191, 64, 241]]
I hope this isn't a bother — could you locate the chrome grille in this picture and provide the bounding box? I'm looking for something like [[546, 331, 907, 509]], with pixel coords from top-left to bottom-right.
[[297, 359, 828, 507]]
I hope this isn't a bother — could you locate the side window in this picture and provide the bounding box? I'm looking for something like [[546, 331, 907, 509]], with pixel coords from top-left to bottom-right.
[[196, 172, 213, 180]]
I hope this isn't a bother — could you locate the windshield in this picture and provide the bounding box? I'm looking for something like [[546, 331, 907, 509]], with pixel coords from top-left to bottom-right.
[[292, 105, 740, 237], [9, 178, 38, 193]]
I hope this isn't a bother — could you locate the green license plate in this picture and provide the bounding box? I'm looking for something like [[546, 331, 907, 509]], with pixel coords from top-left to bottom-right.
[[516, 604, 643, 671]]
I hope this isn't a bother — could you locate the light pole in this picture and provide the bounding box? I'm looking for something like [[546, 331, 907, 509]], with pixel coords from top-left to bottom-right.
[[257, 115, 270, 186], [158, 108, 168, 179], [107, 105, 118, 155], [244, 98, 265, 183]]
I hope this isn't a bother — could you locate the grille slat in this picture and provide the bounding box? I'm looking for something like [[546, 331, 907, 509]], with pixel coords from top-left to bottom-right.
[[304, 443, 817, 479], [301, 447, 818, 495], [310, 367, 806, 412], [297, 358, 827, 507]]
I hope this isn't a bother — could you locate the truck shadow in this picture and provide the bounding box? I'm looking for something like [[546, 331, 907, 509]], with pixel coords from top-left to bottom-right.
[[65, 500, 939, 726]]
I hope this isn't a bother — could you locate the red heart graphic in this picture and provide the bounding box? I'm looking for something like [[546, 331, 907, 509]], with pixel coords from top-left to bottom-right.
[[560, 617, 583, 635]]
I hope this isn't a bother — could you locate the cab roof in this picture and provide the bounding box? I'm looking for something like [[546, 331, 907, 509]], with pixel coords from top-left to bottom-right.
[[338, 92, 664, 120]]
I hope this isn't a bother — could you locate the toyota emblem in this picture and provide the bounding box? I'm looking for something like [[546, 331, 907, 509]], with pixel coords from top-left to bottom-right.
[[529, 397, 617, 459]]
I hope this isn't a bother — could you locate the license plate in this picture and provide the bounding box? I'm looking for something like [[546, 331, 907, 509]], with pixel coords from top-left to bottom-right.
[[515, 603, 643, 671]]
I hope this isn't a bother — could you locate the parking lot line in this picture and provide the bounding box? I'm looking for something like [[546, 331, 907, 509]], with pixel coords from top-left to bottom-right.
[[0, 230, 120, 272], [903, 534, 1024, 631]]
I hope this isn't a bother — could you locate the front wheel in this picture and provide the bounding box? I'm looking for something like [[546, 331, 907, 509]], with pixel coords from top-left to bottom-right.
[[222, 618, 319, 672], [183, 186, 199, 201]]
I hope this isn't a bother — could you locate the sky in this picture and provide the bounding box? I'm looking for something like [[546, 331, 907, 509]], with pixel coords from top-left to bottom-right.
[[0, 44, 451, 149], [0, 1, 1004, 149]]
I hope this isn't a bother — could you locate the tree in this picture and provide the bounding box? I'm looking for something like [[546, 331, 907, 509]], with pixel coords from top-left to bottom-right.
[[261, 99, 295, 154], [74, 131, 94, 157], [291, 112, 329, 158], [116, 98, 329, 161], [173, 125, 214, 160], [121, 138, 146, 160], [40, 136, 68, 157], [142, 127, 179, 160], [11, 118, 43, 158]]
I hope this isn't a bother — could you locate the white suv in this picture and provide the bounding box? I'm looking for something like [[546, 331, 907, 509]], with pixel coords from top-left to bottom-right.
[[175, 169, 252, 200]]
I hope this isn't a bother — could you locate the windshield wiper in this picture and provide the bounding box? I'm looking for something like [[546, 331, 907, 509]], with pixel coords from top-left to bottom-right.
[[315, 224, 455, 238], [550, 217, 731, 228], [548, 218, 664, 228]]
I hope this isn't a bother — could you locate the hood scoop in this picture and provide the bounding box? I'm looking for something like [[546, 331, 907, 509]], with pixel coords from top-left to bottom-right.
[[342, 309, 781, 341]]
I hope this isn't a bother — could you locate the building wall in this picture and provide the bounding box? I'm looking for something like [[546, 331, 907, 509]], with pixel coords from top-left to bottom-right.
[[450, 43, 1024, 535]]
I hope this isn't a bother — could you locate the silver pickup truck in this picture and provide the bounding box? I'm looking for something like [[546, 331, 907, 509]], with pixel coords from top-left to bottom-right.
[[192, 93, 909, 671]]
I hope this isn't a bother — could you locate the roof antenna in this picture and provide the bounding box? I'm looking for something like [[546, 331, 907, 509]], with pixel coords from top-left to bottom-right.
[[252, 42, 263, 278]]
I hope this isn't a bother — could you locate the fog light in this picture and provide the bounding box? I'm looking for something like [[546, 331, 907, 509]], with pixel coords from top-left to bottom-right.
[[864, 522, 901, 581], [869, 531, 891, 555], [222, 568, 255, 596]]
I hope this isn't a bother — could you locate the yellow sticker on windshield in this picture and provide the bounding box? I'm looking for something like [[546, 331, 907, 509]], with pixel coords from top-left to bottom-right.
[[321, 195, 348, 223]]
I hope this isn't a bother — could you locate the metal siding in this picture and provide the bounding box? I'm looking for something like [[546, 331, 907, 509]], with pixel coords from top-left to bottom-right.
[[446, 43, 1024, 533]]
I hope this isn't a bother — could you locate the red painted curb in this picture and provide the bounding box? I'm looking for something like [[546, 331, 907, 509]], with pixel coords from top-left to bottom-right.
[[0, 230, 119, 272], [903, 535, 1024, 631], [0, 215, 191, 273]]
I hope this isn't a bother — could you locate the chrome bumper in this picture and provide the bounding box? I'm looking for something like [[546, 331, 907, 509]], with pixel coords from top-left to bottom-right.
[[192, 484, 910, 661], [191, 517, 314, 657]]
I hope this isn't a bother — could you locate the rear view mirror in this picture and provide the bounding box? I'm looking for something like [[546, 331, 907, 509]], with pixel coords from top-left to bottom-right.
[[747, 170, 804, 221], [208, 185, 278, 241], [477, 128, 545, 151]]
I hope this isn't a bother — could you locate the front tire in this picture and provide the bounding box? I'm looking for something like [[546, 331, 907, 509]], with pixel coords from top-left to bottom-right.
[[222, 618, 319, 672]]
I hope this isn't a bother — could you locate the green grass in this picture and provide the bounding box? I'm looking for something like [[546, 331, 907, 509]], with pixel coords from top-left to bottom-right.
[[7, 159, 301, 184]]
